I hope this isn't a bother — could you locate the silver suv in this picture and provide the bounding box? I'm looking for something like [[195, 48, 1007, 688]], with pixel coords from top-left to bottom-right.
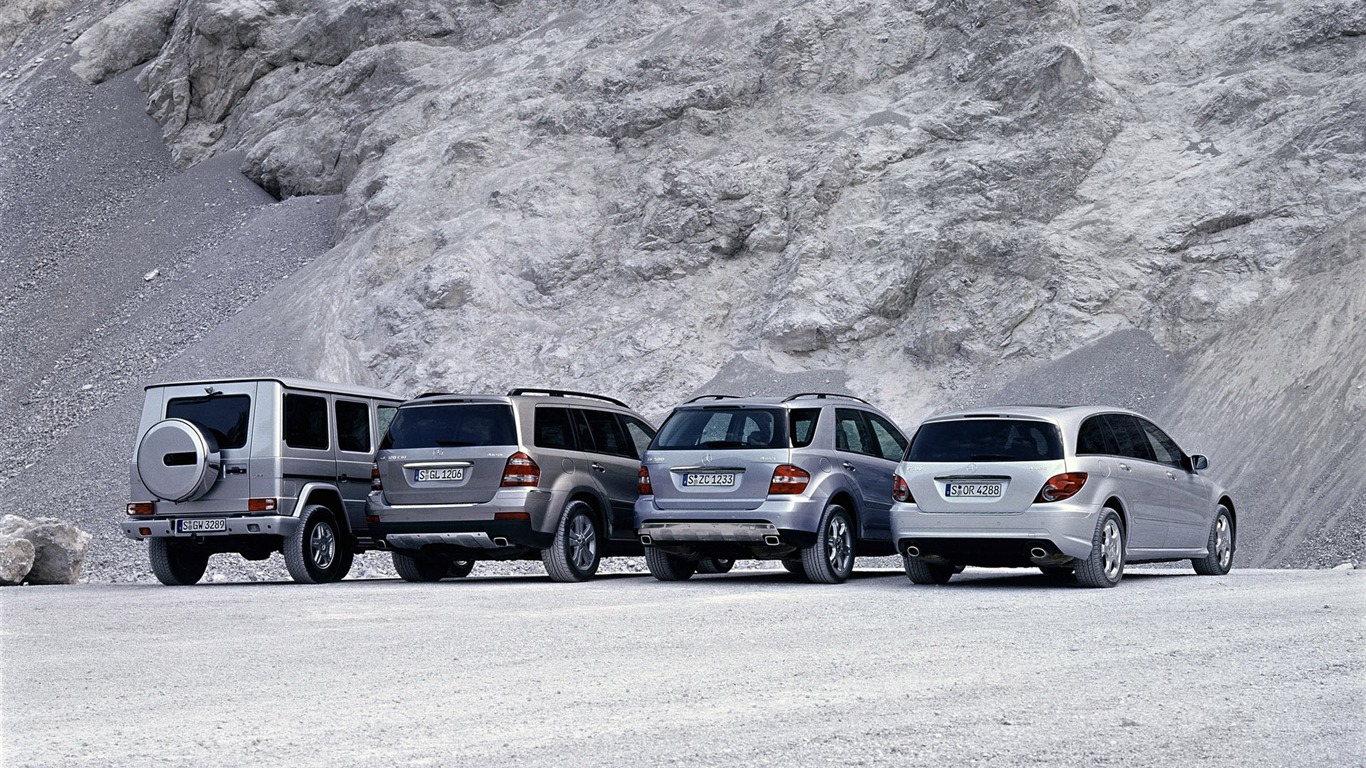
[[122, 378, 403, 585], [366, 389, 656, 582], [634, 393, 909, 583], [890, 406, 1235, 588]]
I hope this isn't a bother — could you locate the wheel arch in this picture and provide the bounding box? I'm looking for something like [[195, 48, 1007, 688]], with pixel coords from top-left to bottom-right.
[[1103, 496, 1128, 534], [294, 485, 349, 535], [1219, 496, 1237, 548], [566, 488, 608, 535]]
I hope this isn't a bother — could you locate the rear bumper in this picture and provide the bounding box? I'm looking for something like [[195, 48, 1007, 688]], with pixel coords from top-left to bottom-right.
[[633, 495, 826, 538], [120, 515, 300, 540], [366, 487, 556, 550], [890, 500, 1099, 562]]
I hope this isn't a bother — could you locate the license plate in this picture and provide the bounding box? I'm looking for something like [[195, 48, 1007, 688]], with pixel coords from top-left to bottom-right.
[[176, 518, 227, 534], [415, 467, 465, 482], [945, 482, 1003, 498], [684, 472, 736, 487]]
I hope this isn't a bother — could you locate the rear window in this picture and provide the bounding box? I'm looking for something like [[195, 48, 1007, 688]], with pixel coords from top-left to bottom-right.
[[381, 404, 517, 450], [166, 394, 250, 450], [906, 419, 1064, 462], [654, 407, 787, 450]]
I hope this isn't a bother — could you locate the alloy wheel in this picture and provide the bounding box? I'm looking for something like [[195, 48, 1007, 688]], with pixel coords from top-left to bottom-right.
[[569, 513, 597, 571], [1101, 517, 1122, 580], [310, 521, 336, 570], [826, 515, 853, 574]]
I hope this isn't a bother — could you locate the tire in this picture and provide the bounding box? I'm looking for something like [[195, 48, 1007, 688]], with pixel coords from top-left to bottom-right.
[[644, 546, 696, 581], [1075, 508, 1125, 588], [447, 560, 475, 578], [392, 550, 448, 582], [904, 554, 956, 585], [541, 500, 601, 582], [781, 559, 807, 578], [284, 505, 353, 584], [697, 557, 734, 574], [148, 538, 209, 586], [1192, 506, 1234, 576], [801, 504, 856, 584]]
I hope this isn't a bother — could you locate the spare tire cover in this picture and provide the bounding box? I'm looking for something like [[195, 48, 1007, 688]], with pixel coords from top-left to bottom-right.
[[136, 419, 221, 502]]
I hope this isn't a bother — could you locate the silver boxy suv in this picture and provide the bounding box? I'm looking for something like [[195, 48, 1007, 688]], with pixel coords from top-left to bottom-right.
[[634, 393, 909, 583], [122, 378, 404, 585], [366, 389, 656, 582], [890, 406, 1235, 588]]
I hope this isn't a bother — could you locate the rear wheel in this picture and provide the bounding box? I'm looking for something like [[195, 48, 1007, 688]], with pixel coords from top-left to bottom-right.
[[904, 555, 956, 585], [644, 547, 696, 581], [697, 557, 734, 574], [1075, 508, 1125, 588], [542, 500, 601, 582], [284, 505, 353, 584], [148, 539, 209, 586], [801, 504, 856, 584], [392, 550, 449, 582], [1192, 507, 1234, 576]]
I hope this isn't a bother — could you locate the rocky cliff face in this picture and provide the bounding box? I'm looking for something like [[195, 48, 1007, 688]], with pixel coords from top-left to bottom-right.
[[1, 0, 1362, 578]]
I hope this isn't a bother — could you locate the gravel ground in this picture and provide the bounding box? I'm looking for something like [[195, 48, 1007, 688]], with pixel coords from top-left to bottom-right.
[[3, 567, 1362, 767]]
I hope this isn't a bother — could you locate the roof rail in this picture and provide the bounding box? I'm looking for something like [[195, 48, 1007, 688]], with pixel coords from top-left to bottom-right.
[[506, 388, 629, 408], [782, 392, 870, 405], [415, 392, 454, 399], [685, 394, 742, 403]]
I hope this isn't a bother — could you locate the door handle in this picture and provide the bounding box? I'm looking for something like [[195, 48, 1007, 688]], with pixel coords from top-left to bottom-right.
[[1118, 462, 1131, 471], [1165, 471, 1176, 480], [339, 474, 349, 481], [590, 463, 607, 473], [842, 462, 857, 471], [226, 467, 247, 475]]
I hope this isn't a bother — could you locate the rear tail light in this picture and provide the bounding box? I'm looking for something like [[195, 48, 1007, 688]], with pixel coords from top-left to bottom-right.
[[1035, 472, 1088, 503], [637, 466, 653, 495], [248, 498, 277, 512], [126, 502, 154, 516], [892, 474, 914, 504], [769, 465, 811, 495], [371, 463, 382, 491], [501, 452, 541, 487]]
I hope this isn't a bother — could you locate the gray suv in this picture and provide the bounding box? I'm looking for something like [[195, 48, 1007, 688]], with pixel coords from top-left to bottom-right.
[[122, 378, 403, 585], [634, 393, 909, 583], [367, 389, 656, 582], [890, 406, 1235, 588]]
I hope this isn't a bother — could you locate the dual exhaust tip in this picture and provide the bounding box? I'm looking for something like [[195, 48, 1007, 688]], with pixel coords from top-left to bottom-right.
[[639, 533, 783, 547], [904, 544, 1053, 559]]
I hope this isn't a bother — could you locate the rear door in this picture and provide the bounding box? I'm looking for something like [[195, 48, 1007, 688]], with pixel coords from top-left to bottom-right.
[[377, 402, 518, 506], [160, 382, 256, 511], [834, 408, 903, 541], [647, 406, 789, 512], [333, 398, 376, 533], [1102, 414, 1171, 552], [576, 408, 645, 538]]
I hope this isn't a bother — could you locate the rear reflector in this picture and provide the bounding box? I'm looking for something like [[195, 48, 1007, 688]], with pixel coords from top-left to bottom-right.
[[138, 528, 152, 536], [501, 452, 541, 487], [892, 474, 914, 504], [248, 498, 278, 512], [494, 512, 531, 521], [769, 465, 811, 495], [126, 502, 154, 516], [637, 466, 653, 495], [371, 463, 382, 491], [1035, 473, 1088, 503]]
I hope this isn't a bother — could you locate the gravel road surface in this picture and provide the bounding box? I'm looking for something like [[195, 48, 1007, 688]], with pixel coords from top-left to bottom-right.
[[3, 568, 1362, 767]]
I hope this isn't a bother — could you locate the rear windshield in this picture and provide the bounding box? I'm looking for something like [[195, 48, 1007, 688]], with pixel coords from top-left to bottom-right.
[[906, 419, 1064, 463], [654, 407, 788, 450], [381, 403, 517, 450], [167, 395, 250, 450]]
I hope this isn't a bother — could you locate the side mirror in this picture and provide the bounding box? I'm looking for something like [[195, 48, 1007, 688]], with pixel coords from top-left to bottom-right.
[[1187, 454, 1209, 472]]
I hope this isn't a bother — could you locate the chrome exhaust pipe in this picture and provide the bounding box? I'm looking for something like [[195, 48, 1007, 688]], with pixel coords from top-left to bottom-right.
[[493, 537, 509, 548], [763, 535, 781, 546], [639, 534, 653, 546], [905, 545, 920, 558], [1030, 547, 1049, 560]]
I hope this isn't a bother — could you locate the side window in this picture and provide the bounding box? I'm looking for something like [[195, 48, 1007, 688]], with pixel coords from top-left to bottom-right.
[[834, 408, 868, 454], [790, 408, 820, 448], [335, 400, 371, 453], [377, 405, 399, 440], [1076, 416, 1119, 456], [621, 416, 656, 459], [1103, 414, 1155, 462], [1139, 419, 1184, 468], [283, 394, 329, 450], [865, 413, 908, 463], [580, 409, 632, 457], [534, 407, 577, 451]]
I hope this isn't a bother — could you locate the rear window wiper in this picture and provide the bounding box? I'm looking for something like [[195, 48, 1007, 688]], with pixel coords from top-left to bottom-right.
[[969, 454, 1017, 461], [701, 441, 748, 448], [435, 440, 478, 447]]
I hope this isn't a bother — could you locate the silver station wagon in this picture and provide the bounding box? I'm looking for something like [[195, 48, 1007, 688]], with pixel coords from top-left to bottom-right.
[[890, 406, 1235, 588], [635, 393, 908, 583]]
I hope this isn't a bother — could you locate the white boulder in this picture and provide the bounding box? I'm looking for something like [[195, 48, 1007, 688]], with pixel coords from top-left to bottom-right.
[[0, 514, 93, 585]]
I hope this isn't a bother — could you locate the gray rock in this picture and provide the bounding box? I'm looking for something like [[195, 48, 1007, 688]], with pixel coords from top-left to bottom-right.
[[0, 534, 36, 585], [0, 515, 93, 585], [69, 0, 179, 84]]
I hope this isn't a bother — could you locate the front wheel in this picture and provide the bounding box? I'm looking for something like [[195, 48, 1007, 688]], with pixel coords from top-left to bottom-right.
[[392, 550, 449, 582], [1192, 506, 1234, 576], [644, 547, 696, 581], [148, 539, 209, 586], [541, 500, 601, 582], [801, 504, 856, 584], [284, 505, 353, 584], [447, 560, 475, 578], [904, 555, 956, 585], [697, 557, 734, 574], [1075, 508, 1125, 588]]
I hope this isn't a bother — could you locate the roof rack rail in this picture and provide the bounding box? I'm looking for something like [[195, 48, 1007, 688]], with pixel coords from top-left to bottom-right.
[[685, 394, 742, 403], [415, 391, 454, 399], [506, 388, 629, 408], [782, 392, 870, 405]]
